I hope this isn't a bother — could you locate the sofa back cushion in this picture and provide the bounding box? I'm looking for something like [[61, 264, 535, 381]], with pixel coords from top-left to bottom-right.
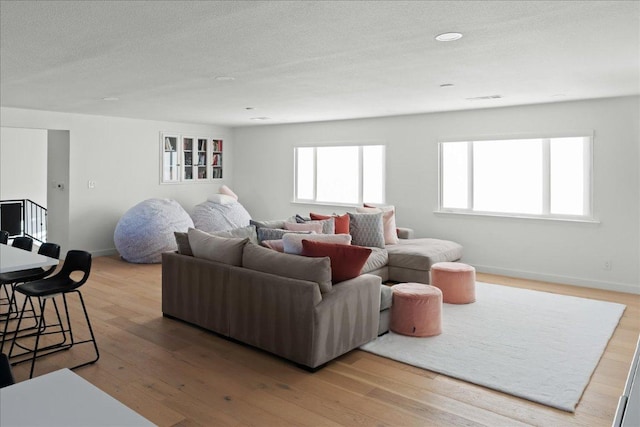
[[176, 225, 258, 254], [188, 228, 249, 266], [174, 231, 194, 256], [282, 233, 352, 255], [242, 243, 332, 293], [209, 225, 258, 244]]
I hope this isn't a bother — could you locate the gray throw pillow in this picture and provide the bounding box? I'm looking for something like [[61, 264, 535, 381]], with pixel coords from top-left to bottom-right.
[[173, 231, 193, 256], [250, 219, 286, 229], [348, 212, 385, 248], [256, 228, 311, 243], [188, 228, 249, 266], [209, 225, 258, 245]]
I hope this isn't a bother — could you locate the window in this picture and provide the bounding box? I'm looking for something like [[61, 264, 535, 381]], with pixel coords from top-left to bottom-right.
[[294, 145, 385, 205], [439, 135, 592, 220]]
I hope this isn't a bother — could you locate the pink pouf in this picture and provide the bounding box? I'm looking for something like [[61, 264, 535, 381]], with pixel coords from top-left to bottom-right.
[[430, 262, 476, 304], [390, 283, 442, 337]]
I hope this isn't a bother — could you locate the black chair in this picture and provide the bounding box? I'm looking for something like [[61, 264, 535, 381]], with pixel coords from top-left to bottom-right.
[[0, 243, 61, 332], [0, 230, 8, 245], [7, 250, 99, 378], [11, 236, 33, 252], [0, 353, 15, 388]]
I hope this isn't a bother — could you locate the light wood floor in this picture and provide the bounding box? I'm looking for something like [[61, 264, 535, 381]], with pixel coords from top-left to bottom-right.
[[3, 256, 639, 426]]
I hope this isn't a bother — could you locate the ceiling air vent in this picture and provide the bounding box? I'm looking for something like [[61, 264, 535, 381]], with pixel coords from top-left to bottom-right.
[[466, 95, 503, 101]]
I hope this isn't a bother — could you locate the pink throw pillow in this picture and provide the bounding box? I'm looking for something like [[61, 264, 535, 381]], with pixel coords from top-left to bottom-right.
[[219, 185, 238, 200], [262, 239, 285, 252], [284, 221, 323, 234]]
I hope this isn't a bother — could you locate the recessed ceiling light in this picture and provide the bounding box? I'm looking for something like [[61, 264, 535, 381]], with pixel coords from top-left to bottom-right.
[[439, 83, 455, 88], [245, 107, 255, 110], [435, 32, 463, 42], [102, 97, 119, 101], [214, 76, 235, 81], [250, 117, 271, 121]]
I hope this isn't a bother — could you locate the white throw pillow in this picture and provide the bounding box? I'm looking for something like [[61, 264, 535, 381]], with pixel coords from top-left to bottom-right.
[[282, 233, 352, 255], [206, 193, 237, 205]]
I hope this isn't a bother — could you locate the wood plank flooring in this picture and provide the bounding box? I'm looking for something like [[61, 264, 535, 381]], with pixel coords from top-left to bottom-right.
[[3, 256, 639, 426]]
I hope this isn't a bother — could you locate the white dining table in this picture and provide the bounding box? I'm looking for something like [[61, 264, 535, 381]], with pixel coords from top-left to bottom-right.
[[0, 368, 156, 426], [0, 244, 59, 273]]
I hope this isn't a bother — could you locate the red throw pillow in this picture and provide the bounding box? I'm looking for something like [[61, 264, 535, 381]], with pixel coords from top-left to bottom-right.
[[301, 239, 372, 283], [310, 213, 350, 234]]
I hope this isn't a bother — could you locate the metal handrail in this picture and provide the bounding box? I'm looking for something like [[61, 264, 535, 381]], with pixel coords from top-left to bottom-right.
[[0, 199, 48, 243]]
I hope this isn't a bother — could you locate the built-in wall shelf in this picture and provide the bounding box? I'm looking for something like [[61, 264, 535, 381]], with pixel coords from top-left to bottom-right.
[[160, 132, 223, 183]]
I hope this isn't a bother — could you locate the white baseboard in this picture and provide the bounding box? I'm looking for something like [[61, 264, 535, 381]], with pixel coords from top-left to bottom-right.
[[473, 264, 640, 295], [90, 248, 119, 257]]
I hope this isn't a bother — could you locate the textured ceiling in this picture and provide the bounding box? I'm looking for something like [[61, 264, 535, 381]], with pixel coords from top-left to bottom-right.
[[1, 1, 638, 127]]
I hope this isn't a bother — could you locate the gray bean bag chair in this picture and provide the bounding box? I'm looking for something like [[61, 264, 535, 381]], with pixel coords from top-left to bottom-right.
[[114, 198, 194, 263], [192, 195, 251, 233]]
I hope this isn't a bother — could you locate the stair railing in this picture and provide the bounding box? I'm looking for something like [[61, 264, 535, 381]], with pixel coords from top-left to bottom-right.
[[0, 199, 48, 244]]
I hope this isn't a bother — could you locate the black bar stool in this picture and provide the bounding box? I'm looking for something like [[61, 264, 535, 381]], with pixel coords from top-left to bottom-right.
[[7, 250, 99, 378]]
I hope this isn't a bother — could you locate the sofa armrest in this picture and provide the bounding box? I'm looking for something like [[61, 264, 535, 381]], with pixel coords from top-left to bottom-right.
[[227, 268, 323, 367], [397, 227, 415, 239], [311, 274, 381, 367]]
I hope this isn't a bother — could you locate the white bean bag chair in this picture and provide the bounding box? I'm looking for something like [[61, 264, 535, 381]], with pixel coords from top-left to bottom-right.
[[192, 194, 251, 233], [114, 198, 194, 263]]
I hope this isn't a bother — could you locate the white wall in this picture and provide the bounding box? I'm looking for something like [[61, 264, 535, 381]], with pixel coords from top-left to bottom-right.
[[232, 96, 640, 294], [0, 127, 47, 206], [0, 107, 233, 255]]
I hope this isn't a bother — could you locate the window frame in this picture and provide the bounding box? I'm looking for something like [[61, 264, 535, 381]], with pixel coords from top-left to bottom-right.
[[293, 142, 386, 207], [437, 132, 596, 222]]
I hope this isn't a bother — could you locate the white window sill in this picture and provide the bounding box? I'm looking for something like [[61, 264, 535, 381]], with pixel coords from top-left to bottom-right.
[[434, 210, 600, 224], [291, 200, 363, 209]]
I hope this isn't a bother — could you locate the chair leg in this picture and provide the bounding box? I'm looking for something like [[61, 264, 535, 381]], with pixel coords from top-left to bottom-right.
[[68, 291, 100, 369], [5, 291, 99, 376], [28, 297, 48, 378], [7, 296, 31, 357]]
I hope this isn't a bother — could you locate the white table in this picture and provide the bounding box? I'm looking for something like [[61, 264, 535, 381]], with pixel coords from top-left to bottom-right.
[[0, 244, 59, 273], [0, 368, 155, 426]]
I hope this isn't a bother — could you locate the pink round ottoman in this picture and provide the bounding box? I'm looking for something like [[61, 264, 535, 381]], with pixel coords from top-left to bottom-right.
[[390, 283, 442, 337], [430, 262, 476, 304]]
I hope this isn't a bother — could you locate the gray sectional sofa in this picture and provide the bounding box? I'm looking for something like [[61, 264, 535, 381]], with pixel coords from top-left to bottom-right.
[[162, 227, 462, 369]]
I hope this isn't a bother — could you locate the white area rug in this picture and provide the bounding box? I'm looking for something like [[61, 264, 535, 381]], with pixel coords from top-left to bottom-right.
[[361, 282, 625, 412]]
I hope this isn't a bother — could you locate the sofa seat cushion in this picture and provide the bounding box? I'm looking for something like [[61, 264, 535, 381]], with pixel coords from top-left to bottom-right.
[[385, 238, 463, 271], [361, 247, 389, 274]]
